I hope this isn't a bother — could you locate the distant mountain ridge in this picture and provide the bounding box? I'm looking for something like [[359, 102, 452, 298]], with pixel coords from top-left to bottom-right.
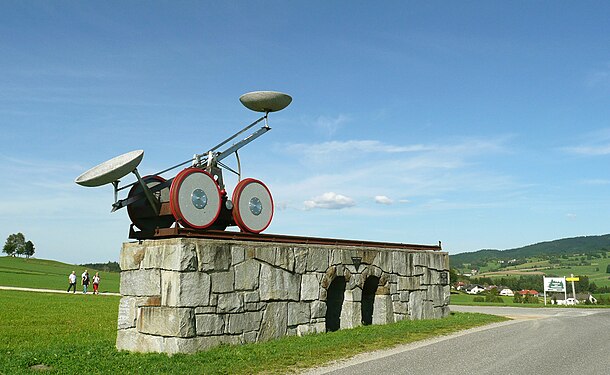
[[450, 234, 610, 268]]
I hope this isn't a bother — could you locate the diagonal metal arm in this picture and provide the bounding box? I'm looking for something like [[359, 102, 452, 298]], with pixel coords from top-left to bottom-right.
[[205, 114, 267, 154], [215, 125, 270, 163]]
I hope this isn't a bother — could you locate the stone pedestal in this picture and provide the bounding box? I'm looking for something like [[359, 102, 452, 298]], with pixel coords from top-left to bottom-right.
[[117, 237, 450, 354]]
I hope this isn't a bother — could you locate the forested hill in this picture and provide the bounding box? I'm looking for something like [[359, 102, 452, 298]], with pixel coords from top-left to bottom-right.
[[450, 234, 610, 268]]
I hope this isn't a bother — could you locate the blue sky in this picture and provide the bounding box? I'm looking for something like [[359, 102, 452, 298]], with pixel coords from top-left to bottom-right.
[[1, 2, 609, 263]]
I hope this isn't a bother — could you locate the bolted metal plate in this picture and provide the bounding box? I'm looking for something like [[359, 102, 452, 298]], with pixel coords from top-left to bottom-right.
[[191, 188, 208, 209], [249, 196, 262, 216], [232, 178, 273, 233], [239, 91, 292, 113], [75, 150, 144, 187], [170, 168, 221, 229]]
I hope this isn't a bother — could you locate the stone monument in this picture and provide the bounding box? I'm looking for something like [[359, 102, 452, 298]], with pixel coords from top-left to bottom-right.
[[116, 237, 450, 354]]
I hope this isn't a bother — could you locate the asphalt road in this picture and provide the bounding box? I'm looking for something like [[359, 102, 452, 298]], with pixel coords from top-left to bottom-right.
[[304, 305, 610, 375]]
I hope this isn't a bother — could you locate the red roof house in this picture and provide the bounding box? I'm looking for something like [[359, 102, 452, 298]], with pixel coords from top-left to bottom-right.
[[518, 289, 539, 297]]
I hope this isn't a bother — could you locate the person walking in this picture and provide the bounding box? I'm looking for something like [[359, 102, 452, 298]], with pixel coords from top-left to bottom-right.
[[67, 271, 77, 293], [81, 270, 90, 294], [92, 272, 100, 295]]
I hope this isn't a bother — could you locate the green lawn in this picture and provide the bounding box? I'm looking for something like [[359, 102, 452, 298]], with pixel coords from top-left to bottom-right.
[[549, 264, 610, 287], [449, 292, 536, 306], [0, 256, 510, 373], [467, 253, 610, 288], [0, 256, 119, 293], [0, 290, 507, 374], [450, 291, 610, 308]]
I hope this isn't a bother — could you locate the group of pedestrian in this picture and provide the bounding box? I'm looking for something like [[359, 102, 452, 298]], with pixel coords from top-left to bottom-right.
[[67, 270, 100, 294]]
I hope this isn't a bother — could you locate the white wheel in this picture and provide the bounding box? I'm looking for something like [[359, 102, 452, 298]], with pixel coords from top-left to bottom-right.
[[170, 168, 221, 229], [232, 178, 273, 233]]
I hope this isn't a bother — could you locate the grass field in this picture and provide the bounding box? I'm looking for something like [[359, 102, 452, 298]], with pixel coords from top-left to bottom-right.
[[466, 252, 610, 288], [0, 256, 119, 293], [0, 290, 507, 374], [450, 291, 610, 307], [449, 292, 556, 307]]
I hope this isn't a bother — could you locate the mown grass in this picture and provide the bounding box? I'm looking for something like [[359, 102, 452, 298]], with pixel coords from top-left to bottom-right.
[[450, 291, 610, 308], [0, 256, 119, 293], [0, 290, 507, 374], [449, 292, 529, 306], [449, 293, 564, 308]]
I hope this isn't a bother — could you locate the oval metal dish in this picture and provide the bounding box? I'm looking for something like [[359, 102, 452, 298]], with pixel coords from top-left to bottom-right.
[[239, 91, 292, 113], [75, 150, 144, 187]]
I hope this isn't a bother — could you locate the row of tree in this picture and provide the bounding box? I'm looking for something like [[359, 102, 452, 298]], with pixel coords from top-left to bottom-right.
[[2, 233, 35, 258]]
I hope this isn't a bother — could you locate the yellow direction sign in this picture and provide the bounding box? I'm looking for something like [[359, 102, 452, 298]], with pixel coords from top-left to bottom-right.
[[566, 277, 580, 282]]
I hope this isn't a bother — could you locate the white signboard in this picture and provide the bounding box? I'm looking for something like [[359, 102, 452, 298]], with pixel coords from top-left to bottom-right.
[[544, 277, 566, 292]]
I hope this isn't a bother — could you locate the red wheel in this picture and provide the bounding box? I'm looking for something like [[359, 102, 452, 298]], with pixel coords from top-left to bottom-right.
[[170, 168, 221, 229], [232, 178, 273, 233], [127, 175, 174, 231]]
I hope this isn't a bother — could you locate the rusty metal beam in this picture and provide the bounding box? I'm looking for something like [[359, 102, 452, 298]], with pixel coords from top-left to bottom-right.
[[128, 227, 442, 251]]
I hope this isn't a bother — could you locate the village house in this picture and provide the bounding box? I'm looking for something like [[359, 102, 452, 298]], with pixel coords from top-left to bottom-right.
[[576, 293, 598, 304], [454, 281, 466, 291], [465, 285, 486, 295], [553, 293, 598, 305], [518, 289, 539, 297]]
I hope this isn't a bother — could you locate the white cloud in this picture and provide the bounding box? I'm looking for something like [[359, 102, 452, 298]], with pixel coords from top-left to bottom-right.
[[562, 128, 610, 156], [314, 114, 350, 137], [284, 137, 508, 169], [586, 64, 610, 87], [374, 195, 393, 205], [304, 192, 355, 210], [271, 135, 517, 213], [286, 140, 432, 159], [563, 144, 610, 156], [581, 179, 610, 185]]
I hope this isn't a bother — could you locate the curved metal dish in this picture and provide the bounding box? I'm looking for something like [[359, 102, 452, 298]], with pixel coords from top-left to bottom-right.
[[75, 150, 144, 187], [239, 91, 292, 113]]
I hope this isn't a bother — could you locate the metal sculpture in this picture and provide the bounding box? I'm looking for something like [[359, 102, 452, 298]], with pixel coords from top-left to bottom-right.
[[75, 91, 292, 237]]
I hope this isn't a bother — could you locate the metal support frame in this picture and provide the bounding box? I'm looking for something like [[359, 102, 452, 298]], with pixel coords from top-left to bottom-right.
[[132, 168, 160, 215], [111, 113, 272, 212]]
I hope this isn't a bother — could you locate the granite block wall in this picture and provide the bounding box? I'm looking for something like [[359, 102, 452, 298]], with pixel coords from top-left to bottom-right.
[[116, 238, 450, 354]]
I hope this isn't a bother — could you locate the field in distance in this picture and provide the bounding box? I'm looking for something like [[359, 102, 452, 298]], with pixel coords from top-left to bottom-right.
[[0, 256, 120, 293], [466, 253, 610, 288]]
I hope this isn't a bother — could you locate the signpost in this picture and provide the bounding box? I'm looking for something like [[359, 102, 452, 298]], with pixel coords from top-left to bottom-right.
[[567, 274, 579, 302], [543, 276, 566, 305]]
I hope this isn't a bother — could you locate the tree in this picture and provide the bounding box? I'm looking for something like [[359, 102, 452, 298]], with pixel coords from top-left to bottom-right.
[[484, 288, 503, 303], [575, 275, 589, 293], [523, 294, 539, 304], [24, 241, 35, 258], [3, 233, 26, 257], [449, 268, 459, 284], [606, 264, 610, 274]]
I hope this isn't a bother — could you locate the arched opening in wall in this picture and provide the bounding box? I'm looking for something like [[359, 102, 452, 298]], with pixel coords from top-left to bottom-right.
[[325, 276, 346, 332], [361, 276, 379, 325]]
